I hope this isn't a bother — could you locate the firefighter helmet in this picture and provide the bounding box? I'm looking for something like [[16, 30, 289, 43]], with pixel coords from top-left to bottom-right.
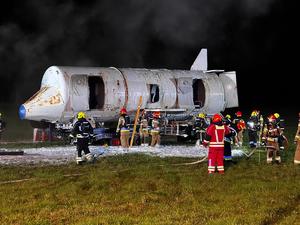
[[235, 111, 242, 117], [267, 114, 276, 124], [274, 113, 280, 119], [212, 114, 222, 123], [153, 111, 160, 118], [120, 107, 127, 115], [224, 114, 231, 125], [198, 113, 206, 118], [251, 110, 258, 117], [77, 111, 86, 119], [225, 114, 231, 119]]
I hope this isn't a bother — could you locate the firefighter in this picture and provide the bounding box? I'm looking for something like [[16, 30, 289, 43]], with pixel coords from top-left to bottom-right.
[[224, 114, 232, 125], [232, 111, 246, 147], [116, 107, 131, 149], [150, 111, 161, 147], [70, 112, 94, 165], [262, 114, 283, 164], [0, 112, 6, 140], [294, 112, 300, 165], [274, 113, 284, 128], [273, 113, 286, 150], [139, 109, 150, 146], [223, 114, 236, 162], [194, 112, 209, 146], [247, 110, 261, 148], [257, 111, 264, 147], [203, 113, 230, 174]]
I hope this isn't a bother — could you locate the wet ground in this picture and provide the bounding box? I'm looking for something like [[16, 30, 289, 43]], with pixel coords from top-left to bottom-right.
[[0, 145, 244, 166]]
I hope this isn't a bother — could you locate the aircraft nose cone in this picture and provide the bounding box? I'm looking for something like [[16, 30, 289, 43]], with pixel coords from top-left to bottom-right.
[[19, 104, 26, 120]]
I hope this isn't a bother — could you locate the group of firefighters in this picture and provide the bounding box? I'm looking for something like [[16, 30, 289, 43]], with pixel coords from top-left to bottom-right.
[[116, 108, 161, 148], [22, 106, 299, 170], [69, 108, 163, 164], [202, 110, 300, 174]]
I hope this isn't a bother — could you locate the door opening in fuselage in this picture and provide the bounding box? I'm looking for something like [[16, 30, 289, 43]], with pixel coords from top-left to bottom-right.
[[88, 76, 104, 110], [192, 79, 205, 108], [149, 84, 160, 103]]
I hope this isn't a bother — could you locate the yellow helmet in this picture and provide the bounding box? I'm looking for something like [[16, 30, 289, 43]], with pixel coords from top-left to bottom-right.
[[225, 114, 231, 119], [77, 111, 86, 119], [198, 113, 205, 118], [251, 110, 258, 117], [274, 113, 280, 119], [0, 112, 2, 117]]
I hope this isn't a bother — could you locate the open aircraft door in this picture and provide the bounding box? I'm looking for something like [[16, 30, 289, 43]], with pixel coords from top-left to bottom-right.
[[71, 75, 89, 112], [219, 71, 239, 108]]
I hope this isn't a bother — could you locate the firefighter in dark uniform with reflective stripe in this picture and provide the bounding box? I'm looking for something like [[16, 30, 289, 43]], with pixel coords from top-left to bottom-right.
[[194, 112, 209, 146], [71, 112, 94, 165], [223, 114, 236, 162], [116, 107, 131, 148], [247, 110, 261, 148], [274, 113, 287, 150]]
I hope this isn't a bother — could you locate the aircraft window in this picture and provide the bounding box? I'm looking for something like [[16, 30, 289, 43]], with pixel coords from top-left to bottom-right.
[[150, 84, 159, 103]]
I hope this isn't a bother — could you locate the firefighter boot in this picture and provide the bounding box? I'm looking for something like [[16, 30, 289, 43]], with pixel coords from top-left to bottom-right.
[[76, 157, 84, 165], [275, 156, 281, 164], [86, 153, 95, 163]]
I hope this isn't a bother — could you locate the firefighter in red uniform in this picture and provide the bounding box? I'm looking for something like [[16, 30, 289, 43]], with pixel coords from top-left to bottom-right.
[[203, 114, 230, 174]]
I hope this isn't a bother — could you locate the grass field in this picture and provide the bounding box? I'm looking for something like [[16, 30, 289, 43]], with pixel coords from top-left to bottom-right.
[[0, 152, 299, 225]]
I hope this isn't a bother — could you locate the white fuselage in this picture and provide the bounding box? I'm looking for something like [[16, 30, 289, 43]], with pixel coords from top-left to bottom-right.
[[19, 66, 238, 124]]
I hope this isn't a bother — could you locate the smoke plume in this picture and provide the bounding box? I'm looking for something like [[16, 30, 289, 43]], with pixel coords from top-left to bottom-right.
[[0, 0, 286, 107]]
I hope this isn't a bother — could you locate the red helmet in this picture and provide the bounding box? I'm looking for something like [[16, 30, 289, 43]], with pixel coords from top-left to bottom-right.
[[268, 114, 276, 124], [235, 111, 242, 117], [153, 111, 160, 118], [212, 114, 222, 123], [120, 107, 127, 115]]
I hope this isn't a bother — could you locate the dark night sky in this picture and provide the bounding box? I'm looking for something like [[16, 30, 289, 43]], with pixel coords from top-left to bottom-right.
[[0, 0, 298, 112]]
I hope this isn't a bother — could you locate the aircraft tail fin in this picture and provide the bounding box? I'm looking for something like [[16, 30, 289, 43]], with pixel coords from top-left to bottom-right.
[[191, 48, 207, 71]]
